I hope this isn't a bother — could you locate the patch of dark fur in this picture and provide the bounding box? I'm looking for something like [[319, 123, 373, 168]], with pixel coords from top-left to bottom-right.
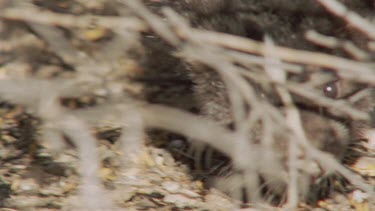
[[139, 0, 375, 205]]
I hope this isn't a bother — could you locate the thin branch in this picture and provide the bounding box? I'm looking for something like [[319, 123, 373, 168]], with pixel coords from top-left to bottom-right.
[[188, 29, 375, 85], [264, 37, 298, 207], [315, 0, 375, 40], [0, 7, 147, 32], [118, 0, 180, 46], [305, 30, 370, 60]]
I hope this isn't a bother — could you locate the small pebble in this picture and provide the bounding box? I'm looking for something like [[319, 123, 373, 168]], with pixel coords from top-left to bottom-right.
[[162, 181, 180, 193], [154, 155, 164, 166], [18, 178, 39, 194], [163, 194, 197, 207], [179, 189, 201, 198], [352, 190, 368, 203]]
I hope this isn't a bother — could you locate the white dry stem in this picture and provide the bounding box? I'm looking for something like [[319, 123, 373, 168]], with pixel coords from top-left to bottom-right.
[[39, 93, 118, 211], [57, 115, 116, 211], [0, 7, 146, 31], [29, 23, 88, 66], [0, 79, 118, 210], [225, 51, 303, 74], [264, 37, 298, 207], [118, 0, 179, 46], [315, 0, 375, 40], [188, 30, 375, 85], [0, 33, 43, 52], [239, 69, 370, 121], [305, 30, 370, 60], [119, 106, 145, 167], [286, 82, 370, 121]]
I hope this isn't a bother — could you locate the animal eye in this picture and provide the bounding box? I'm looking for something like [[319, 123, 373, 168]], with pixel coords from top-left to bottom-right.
[[323, 80, 341, 99]]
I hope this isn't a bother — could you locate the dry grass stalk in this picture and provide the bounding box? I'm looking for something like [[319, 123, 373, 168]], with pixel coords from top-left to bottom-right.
[[0, 0, 374, 209]]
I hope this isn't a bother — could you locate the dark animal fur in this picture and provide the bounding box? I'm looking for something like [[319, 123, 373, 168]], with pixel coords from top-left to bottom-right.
[[184, 0, 375, 204], [142, 0, 375, 204]]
